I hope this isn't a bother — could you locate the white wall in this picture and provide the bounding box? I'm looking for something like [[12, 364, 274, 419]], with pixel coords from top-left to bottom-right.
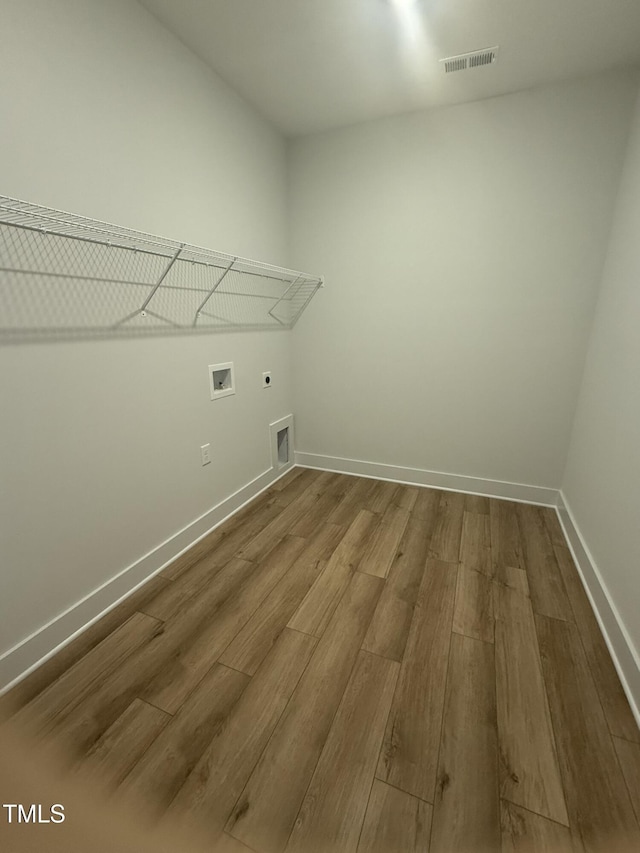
[[561, 87, 640, 663], [0, 0, 291, 683], [289, 72, 639, 491]]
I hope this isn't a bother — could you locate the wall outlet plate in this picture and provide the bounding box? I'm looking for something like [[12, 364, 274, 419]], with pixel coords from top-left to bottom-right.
[[201, 444, 211, 466], [262, 371, 272, 388]]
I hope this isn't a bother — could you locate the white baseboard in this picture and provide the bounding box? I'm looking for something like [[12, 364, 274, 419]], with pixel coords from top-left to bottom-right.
[[0, 461, 295, 694], [295, 451, 558, 506], [556, 492, 640, 729]]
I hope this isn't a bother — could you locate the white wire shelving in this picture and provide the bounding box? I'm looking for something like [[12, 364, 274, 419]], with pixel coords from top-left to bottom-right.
[[0, 195, 324, 341]]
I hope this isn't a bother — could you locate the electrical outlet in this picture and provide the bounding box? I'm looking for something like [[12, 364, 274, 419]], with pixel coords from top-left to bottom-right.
[[201, 444, 211, 466], [262, 371, 272, 388]]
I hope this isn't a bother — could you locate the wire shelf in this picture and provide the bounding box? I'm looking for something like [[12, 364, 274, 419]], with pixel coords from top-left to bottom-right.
[[0, 195, 324, 341]]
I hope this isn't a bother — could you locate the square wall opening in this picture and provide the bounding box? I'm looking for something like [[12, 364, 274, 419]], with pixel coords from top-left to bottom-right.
[[270, 414, 294, 471], [209, 362, 235, 400], [277, 426, 289, 466]]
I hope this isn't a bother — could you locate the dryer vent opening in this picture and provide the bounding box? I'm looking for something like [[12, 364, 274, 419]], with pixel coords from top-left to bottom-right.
[[270, 414, 294, 472], [277, 427, 290, 467]]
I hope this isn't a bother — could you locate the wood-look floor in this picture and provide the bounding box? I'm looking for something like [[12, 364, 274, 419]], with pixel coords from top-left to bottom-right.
[[3, 468, 640, 853]]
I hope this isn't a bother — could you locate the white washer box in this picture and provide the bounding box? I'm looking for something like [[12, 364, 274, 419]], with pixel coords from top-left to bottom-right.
[[209, 362, 235, 400]]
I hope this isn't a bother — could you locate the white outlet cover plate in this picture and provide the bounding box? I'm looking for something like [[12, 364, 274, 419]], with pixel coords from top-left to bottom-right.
[[201, 443, 211, 465], [263, 371, 272, 388]]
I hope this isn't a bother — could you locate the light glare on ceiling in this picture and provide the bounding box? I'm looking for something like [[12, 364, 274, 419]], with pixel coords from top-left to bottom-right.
[[388, 0, 432, 74]]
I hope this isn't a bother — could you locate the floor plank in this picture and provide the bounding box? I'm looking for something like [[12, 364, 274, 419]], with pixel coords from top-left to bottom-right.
[[428, 492, 465, 563], [536, 614, 640, 852], [358, 504, 410, 579], [56, 542, 302, 747], [48, 571, 256, 744], [220, 524, 345, 675], [430, 633, 500, 853], [376, 559, 457, 802], [227, 571, 383, 853], [494, 565, 568, 825], [285, 651, 399, 853], [613, 737, 640, 823], [237, 486, 324, 562], [145, 536, 307, 712], [146, 553, 255, 625], [288, 510, 377, 637], [365, 480, 402, 515], [459, 510, 492, 575], [289, 474, 348, 538], [361, 492, 437, 661], [517, 504, 572, 622], [162, 497, 283, 581], [357, 779, 432, 853], [93, 557, 254, 723], [165, 629, 316, 842], [500, 800, 574, 853], [270, 466, 306, 492], [409, 487, 441, 526], [613, 737, 640, 827], [15, 612, 163, 738], [453, 565, 494, 644], [140, 551, 233, 622], [0, 575, 169, 719], [215, 834, 258, 853], [541, 506, 568, 548], [120, 663, 249, 816], [393, 485, 420, 511], [326, 477, 378, 527], [465, 493, 490, 514], [554, 544, 639, 743], [78, 698, 170, 790], [489, 499, 524, 573], [271, 467, 322, 507]]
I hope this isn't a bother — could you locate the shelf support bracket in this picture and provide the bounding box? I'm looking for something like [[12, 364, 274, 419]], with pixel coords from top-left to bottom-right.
[[193, 257, 237, 326], [268, 275, 302, 326], [140, 243, 185, 312], [289, 280, 324, 326], [113, 243, 185, 329]]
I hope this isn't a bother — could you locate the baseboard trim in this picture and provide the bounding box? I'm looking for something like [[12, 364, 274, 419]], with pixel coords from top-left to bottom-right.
[[556, 491, 640, 729], [0, 461, 295, 694], [295, 451, 557, 506]]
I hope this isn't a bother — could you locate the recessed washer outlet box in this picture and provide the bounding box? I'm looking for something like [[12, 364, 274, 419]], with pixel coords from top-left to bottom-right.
[[209, 362, 235, 400], [270, 414, 294, 470]]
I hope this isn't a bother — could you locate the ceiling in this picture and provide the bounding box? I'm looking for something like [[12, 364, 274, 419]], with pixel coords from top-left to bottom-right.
[[138, 0, 640, 136]]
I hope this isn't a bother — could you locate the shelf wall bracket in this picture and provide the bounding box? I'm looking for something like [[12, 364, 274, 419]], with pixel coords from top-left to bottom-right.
[[268, 275, 302, 326], [193, 256, 237, 326]]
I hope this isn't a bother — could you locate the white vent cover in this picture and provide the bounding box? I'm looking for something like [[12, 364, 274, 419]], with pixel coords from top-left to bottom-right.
[[440, 46, 499, 74]]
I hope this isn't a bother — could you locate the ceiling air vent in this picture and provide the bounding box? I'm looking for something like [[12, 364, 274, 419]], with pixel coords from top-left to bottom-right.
[[441, 46, 499, 74]]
